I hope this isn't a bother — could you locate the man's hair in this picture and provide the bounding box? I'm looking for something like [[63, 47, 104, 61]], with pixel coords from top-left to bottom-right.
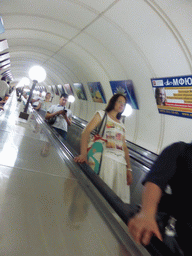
[[1, 77, 6, 81], [60, 93, 68, 99]]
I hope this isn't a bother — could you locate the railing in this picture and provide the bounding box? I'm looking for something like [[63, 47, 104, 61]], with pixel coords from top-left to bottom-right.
[[72, 115, 157, 169]]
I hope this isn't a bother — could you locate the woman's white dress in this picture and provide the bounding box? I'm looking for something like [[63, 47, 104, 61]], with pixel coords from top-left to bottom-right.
[[97, 110, 130, 204]]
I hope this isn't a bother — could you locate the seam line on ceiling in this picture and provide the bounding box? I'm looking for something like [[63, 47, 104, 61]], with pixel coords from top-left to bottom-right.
[[42, 0, 120, 65], [144, 0, 192, 71]]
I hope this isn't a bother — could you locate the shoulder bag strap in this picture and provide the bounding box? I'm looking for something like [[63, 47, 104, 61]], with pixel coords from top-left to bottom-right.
[[98, 111, 107, 136]]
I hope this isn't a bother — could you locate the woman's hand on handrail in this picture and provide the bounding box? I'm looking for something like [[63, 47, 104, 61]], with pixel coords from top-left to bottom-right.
[[74, 154, 88, 164]]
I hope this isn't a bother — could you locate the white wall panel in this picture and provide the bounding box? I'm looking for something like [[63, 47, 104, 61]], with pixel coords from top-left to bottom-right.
[[73, 33, 127, 79], [1, 0, 97, 29], [124, 110, 138, 143], [156, 0, 192, 60], [7, 38, 59, 54], [77, 0, 117, 12], [65, 42, 113, 99], [161, 115, 192, 150], [103, 0, 191, 75], [3, 15, 79, 39], [5, 29, 67, 48]]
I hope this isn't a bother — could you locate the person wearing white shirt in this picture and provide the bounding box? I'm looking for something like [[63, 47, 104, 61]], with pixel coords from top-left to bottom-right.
[[31, 92, 44, 107], [45, 93, 72, 140], [34, 92, 52, 118], [0, 77, 9, 110]]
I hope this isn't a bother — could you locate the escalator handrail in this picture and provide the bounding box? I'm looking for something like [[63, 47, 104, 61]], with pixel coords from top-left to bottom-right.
[[71, 116, 158, 169]]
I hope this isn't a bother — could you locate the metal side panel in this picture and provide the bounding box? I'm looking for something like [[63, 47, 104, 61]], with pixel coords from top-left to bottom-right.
[[0, 93, 150, 256]]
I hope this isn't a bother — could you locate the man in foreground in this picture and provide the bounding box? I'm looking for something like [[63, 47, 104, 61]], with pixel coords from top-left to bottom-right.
[[128, 141, 192, 255]]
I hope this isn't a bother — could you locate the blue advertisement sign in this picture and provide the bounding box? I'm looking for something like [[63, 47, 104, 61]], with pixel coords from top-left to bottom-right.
[[151, 75, 192, 119], [109, 80, 139, 109]]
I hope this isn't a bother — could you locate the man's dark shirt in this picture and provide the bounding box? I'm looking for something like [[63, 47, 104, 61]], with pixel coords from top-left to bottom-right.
[[143, 142, 192, 254]]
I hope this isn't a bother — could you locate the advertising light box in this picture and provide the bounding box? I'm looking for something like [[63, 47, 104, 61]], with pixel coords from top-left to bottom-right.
[[151, 75, 192, 119]]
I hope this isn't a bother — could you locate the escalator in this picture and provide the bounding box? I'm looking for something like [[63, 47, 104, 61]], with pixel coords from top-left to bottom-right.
[[34, 106, 183, 256], [0, 93, 150, 256]]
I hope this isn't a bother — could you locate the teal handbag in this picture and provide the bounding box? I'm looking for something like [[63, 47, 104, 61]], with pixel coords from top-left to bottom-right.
[[87, 112, 107, 175]]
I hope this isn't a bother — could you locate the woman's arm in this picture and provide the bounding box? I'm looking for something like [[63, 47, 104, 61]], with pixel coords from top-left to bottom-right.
[[74, 112, 102, 163]]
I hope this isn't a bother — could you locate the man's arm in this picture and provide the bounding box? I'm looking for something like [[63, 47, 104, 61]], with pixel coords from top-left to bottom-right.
[[34, 102, 41, 110], [128, 142, 185, 245], [63, 111, 72, 126], [0, 95, 9, 105], [65, 116, 72, 126], [45, 109, 64, 119], [31, 98, 39, 103], [128, 182, 163, 245]]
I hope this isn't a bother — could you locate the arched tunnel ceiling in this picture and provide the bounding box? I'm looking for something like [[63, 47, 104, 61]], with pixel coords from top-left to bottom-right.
[[1, 0, 192, 87], [1, 0, 192, 154]]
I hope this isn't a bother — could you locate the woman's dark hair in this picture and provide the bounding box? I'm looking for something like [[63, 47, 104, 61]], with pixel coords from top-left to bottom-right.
[[105, 93, 127, 120]]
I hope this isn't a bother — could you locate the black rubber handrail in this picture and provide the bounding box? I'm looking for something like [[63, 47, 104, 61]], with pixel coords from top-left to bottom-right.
[[71, 116, 158, 169]]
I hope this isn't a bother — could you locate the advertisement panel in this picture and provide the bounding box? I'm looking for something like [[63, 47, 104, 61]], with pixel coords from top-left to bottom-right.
[[73, 83, 87, 100], [87, 82, 106, 103], [109, 80, 139, 109], [151, 75, 192, 119], [63, 84, 74, 95]]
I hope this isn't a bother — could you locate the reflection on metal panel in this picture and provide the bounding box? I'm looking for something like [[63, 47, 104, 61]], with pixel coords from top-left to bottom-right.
[[0, 16, 4, 34], [0, 52, 10, 62], [0, 39, 8, 52]]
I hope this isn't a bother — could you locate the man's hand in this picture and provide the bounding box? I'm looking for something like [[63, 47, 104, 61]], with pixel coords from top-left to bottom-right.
[[56, 109, 66, 117], [128, 212, 163, 245], [57, 109, 64, 115], [62, 110, 67, 117]]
